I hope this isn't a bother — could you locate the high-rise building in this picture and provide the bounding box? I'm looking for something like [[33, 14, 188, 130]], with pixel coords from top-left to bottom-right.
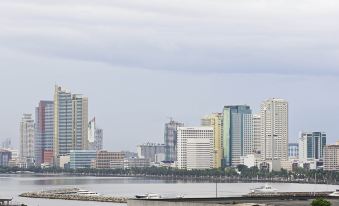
[[1, 138, 11, 149], [201, 113, 223, 168], [53, 85, 89, 161], [260, 98, 288, 161], [35, 100, 54, 165], [137, 143, 165, 163], [288, 143, 299, 159], [20, 114, 35, 161], [253, 114, 261, 154], [0, 149, 12, 166], [299, 132, 326, 162], [88, 117, 103, 151], [223, 105, 253, 166], [177, 127, 214, 170], [324, 142, 339, 171], [164, 120, 184, 162]]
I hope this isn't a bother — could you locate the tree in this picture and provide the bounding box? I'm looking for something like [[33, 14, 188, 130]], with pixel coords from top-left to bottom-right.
[[311, 198, 331, 206]]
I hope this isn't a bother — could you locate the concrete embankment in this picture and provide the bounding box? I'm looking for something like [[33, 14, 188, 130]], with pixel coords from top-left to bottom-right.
[[20, 188, 128, 203]]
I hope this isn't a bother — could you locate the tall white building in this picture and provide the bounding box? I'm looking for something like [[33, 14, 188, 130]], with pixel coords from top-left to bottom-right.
[[20, 114, 35, 160], [88, 117, 103, 151], [260, 98, 288, 161], [177, 127, 214, 170]]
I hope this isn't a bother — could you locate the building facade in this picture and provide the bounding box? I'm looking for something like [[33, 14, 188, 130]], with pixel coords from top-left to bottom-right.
[[20, 114, 35, 161], [288, 143, 299, 159], [95, 150, 125, 169], [253, 114, 261, 154], [123, 158, 151, 169], [164, 120, 184, 162], [223, 105, 253, 166], [201, 113, 223, 168], [177, 127, 214, 170], [137, 143, 165, 163], [69, 150, 96, 169], [299, 132, 326, 162], [324, 143, 339, 171], [260, 98, 288, 161], [35, 100, 54, 165], [0, 149, 12, 166], [88, 118, 103, 151], [53, 85, 88, 161]]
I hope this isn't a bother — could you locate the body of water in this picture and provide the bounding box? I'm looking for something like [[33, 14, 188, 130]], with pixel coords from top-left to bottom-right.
[[1, 174, 338, 206]]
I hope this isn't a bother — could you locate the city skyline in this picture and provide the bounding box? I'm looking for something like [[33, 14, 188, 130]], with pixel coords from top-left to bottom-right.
[[1, 0, 339, 151]]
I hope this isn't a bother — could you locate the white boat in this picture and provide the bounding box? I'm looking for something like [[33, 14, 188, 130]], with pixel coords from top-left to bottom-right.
[[77, 189, 99, 196], [329, 190, 339, 196], [251, 184, 278, 193], [135, 193, 162, 199]]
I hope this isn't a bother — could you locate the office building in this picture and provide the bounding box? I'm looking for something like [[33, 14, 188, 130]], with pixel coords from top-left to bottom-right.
[[20, 114, 35, 161], [69, 150, 96, 169], [53, 85, 89, 161], [299, 132, 326, 162], [35, 100, 54, 165], [177, 127, 214, 170], [1, 138, 11, 149], [137, 143, 165, 163], [324, 142, 339, 171], [95, 150, 125, 169], [288, 143, 299, 159], [260, 98, 288, 161], [164, 120, 184, 162], [223, 105, 253, 166], [201, 113, 223, 168], [0, 149, 12, 166], [88, 118, 103, 151]]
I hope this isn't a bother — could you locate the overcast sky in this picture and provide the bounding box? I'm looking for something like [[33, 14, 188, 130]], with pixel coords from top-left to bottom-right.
[[1, 0, 339, 151]]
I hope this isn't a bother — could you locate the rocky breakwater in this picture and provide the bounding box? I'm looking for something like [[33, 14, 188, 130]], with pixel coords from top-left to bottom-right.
[[19, 188, 128, 203]]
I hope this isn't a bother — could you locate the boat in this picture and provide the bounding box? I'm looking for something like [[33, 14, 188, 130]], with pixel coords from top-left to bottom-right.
[[329, 190, 339, 196], [76, 189, 99, 196], [135, 193, 162, 199], [251, 184, 278, 193]]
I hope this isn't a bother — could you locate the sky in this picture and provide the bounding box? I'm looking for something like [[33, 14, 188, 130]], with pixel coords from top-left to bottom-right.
[[1, 0, 339, 151]]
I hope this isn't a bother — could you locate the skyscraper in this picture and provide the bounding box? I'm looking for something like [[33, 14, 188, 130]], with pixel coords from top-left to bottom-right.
[[88, 117, 103, 151], [253, 114, 261, 154], [35, 100, 54, 165], [177, 127, 214, 170], [20, 114, 35, 161], [299, 132, 326, 162], [260, 98, 288, 161], [201, 113, 223, 168], [53, 85, 88, 161], [223, 105, 252, 166], [164, 119, 184, 162]]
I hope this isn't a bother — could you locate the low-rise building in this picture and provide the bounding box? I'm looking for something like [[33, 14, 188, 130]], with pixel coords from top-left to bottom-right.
[[123, 158, 150, 169], [95, 150, 125, 169], [137, 143, 165, 163], [69, 150, 96, 169]]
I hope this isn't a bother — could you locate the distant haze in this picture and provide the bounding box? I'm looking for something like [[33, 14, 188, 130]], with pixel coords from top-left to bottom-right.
[[1, 0, 339, 151]]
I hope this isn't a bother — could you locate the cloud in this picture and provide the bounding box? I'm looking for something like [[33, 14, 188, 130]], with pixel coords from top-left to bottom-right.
[[1, 0, 339, 75]]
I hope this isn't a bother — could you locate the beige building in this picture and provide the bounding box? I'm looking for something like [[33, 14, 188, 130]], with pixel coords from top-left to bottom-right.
[[20, 114, 35, 161], [201, 113, 223, 168], [260, 98, 288, 161], [324, 142, 339, 171], [53, 85, 88, 161], [95, 150, 125, 169]]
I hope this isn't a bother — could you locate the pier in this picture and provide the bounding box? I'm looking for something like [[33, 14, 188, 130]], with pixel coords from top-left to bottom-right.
[[19, 188, 128, 203]]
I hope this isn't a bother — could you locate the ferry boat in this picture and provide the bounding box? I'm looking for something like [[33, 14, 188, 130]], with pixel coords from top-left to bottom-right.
[[251, 184, 278, 193], [329, 190, 339, 197], [77, 189, 99, 196]]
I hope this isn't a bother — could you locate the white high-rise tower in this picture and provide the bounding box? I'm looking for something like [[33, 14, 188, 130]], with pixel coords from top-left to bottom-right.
[[260, 98, 288, 161]]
